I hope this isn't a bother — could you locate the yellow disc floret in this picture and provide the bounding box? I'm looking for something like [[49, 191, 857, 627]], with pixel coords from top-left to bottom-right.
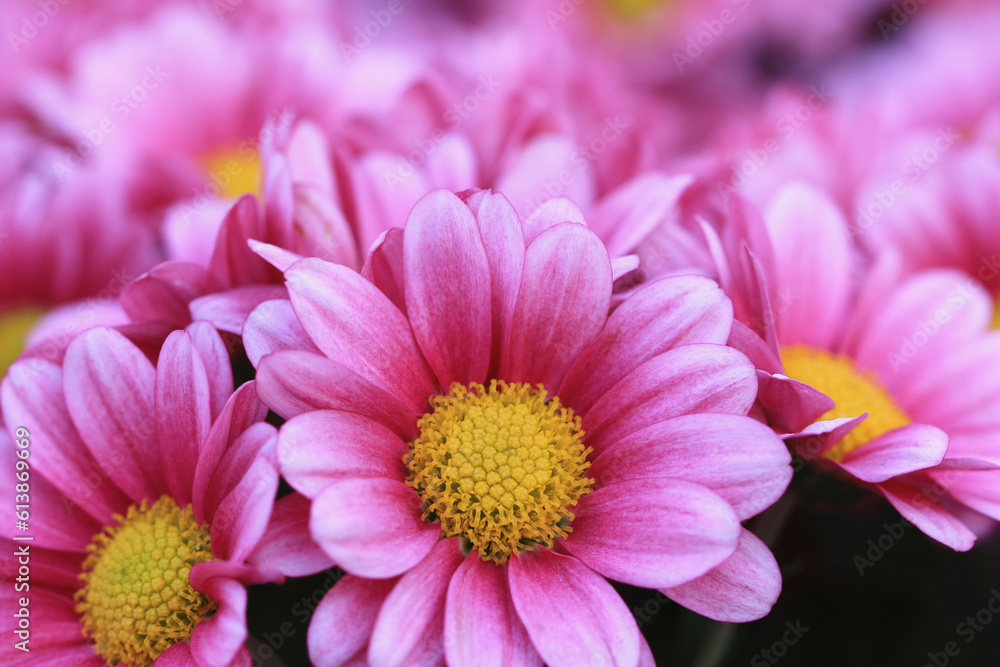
[[407, 381, 594, 564], [76, 496, 216, 667], [781, 345, 911, 461]]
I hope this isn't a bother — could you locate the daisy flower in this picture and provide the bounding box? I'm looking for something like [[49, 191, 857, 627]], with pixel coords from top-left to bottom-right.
[[246, 188, 793, 665], [0, 322, 302, 666]]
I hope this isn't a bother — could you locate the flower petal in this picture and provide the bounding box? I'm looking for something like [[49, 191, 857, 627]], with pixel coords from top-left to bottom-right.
[[663, 528, 781, 622], [836, 424, 948, 483], [559, 275, 734, 415], [189, 285, 287, 335], [562, 478, 740, 588], [504, 222, 612, 388], [755, 370, 835, 434], [878, 474, 976, 551], [368, 538, 464, 667], [445, 557, 542, 667], [583, 344, 757, 456], [590, 413, 791, 519], [243, 299, 321, 368], [190, 577, 248, 667], [403, 189, 492, 387], [361, 228, 407, 316], [309, 575, 397, 667], [248, 493, 335, 577], [310, 478, 440, 578], [509, 548, 640, 667]]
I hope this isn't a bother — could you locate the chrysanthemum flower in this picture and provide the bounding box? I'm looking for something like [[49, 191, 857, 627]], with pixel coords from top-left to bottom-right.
[[0, 322, 298, 666], [734, 182, 1000, 550], [246, 188, 793, 665]]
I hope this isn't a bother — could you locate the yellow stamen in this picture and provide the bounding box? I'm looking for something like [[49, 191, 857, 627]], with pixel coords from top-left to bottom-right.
[[0, 307, 43, 378], [407, 381, 593, 564], [201, 147, 262, 200], [781, 345, 911, 461], [76, 496, 215, 667]]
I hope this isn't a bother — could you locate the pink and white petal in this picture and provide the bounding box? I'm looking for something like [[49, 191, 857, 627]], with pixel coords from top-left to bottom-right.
[[190, 577, 248, 667], [279, 411, 409, 499], [64, 327, 163, 503], [204, 421, 276, 522], [593, 173, 693, 258], [208, 195, 275, 288], [583, 345, 757, 456], [155, 330, 212, 507], [755, 371, 835, 434], [727, 320, 782, 375], [311, 478, 439, 578], [932, 469, 1000, 522], [286, 258, 437, 414], [559, 276, 734, 415], [403, 190, 492, 387], [361, 228, 407, 316], [309, 576, 397, 667], [611, 255, 640, 282], [248, 239, 305, 273], [473, 191, 526, 377], [209, 427, 280, 563], [189, 285, 288, 335], [185, 321, 234, 419], [562, 478, 740, 589], [445, 557, 542, 667], [193, 382, 268, 525], [504, 223, 613, 389], [156, 641, 199, 667], [878, 474, 976, 551], [243, 299, 321, 369], [783, 415, 868, 460], [662, 529, 781, 623], [509, 548, 640, 667], [119, 261, 208, 327], [836, 425, 948, 483], [522, 197, 586, 245], [638, 636, 655, 667], [255, 350, 419, 440], [248, 493, 335, 577], [764, 183, 852, 349], [368, 538, 464, 667], [590, 414, 791, 520], [2, 361, 130, 523]]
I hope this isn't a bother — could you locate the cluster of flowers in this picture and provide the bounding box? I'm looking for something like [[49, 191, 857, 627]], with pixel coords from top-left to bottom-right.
[[2, 0, 1000, 665]]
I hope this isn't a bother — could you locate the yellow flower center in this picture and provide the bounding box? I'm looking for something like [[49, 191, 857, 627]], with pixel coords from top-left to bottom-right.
[[406, 381, 594, 564], [0, 306, 43, 377], [991, 300, 1000, 330], [201, 147, 262, 200], [603, 0, 670, 20], [781, 345, 911, 461], [75, 496, 216, 667]]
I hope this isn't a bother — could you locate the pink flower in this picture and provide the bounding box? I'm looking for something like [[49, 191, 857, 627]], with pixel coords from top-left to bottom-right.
[[246, 188, 793, 665], [731, 182, 1000, 550], [0, 323, 323, 666]]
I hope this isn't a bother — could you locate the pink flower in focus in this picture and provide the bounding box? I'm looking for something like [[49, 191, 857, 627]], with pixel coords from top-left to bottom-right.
[[246, 188, 793, 665], [0, 323, 324, 666]]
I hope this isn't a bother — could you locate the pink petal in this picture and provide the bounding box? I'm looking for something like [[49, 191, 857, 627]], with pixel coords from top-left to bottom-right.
[[445, 557, 542, 667], [368, 538, 464, 667], [157, 641, 199, 667], [559, 275, 734, 415], [255, 350, 419, 440], [590, 413, 791, 520], [1, 644, 103, 667], [310, 478, 439, 578], [190, 285, 287, 335], [248, 239, 305, 273], [286, 258, 437, 414], [591, 173, 692, 257], [663, 528, 781, 622], [119, 261, 208, 327], [583, 344, 758, 456], [190, 577, 248, 667], [755, 370, 835, 433], [155, 330, 213, 507], [473, 191, 526, 378], [783, 415, 868, 460], [243, 298, 320, 369], [279, 410, 409, 498], [836, 425, 948, 483], [727, 320, 782, 375], [504, 223, 612, 389], [562, 478, 740, 588], [403, 190, 492, 387], [764, 183, 852, 349], [185, 321, 234, 420], [248, 493, 335, 577], [509, 548, 640, 667], [933, 469, 1000, 521], [208, 195, 276, 288], [361, 228, 407, 316], [63, 327, 163, 503], [522, 197, 586, 245], [878, 474, 976, 551], [309, 576, 397, 667]]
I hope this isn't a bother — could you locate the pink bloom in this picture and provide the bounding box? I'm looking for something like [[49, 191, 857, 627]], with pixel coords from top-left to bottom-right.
[[247, 188, 793, 665], [0, 323, 324, 666]]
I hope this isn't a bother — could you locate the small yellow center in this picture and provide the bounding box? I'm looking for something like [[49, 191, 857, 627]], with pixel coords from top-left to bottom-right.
[[201, 147, 262, 200], [407, 381, 593, 564], [75, 496, 216, 667], [603, 0, 670, 20], [0, 307, 43, 377], [781, 345, 911, 461]]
